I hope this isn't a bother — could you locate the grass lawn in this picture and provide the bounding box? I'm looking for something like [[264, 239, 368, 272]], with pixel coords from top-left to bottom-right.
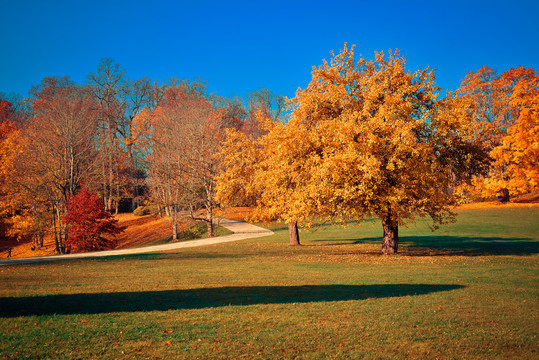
[[0, 206, 537, 359]]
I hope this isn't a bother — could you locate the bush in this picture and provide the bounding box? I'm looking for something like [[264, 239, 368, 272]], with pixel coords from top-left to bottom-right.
[[133, 205, 159, 216], [177, 222, 207, 240]]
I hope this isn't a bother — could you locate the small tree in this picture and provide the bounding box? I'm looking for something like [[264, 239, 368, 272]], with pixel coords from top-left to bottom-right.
[[63, 187, 124, 253], [216, 110, 306, 246]]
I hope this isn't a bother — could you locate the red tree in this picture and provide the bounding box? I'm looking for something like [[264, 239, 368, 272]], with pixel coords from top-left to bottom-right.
[[63, 187, 124, 253]]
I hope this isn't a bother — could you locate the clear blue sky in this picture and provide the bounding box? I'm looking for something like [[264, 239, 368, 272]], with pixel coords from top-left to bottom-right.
[[1, 0, 538, 100]]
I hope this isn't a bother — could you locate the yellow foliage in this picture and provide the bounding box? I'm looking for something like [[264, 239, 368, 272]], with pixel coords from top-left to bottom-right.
[[217, 45, 488, 238]]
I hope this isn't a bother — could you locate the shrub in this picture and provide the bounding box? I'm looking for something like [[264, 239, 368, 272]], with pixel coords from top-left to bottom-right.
[[133, 205, 160, 216]]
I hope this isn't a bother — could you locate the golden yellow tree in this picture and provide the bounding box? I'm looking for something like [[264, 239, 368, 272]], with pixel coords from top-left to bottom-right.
[[218, 45, 488, 253], [292, 46, 489, 253], [216, 110, 308, 245]]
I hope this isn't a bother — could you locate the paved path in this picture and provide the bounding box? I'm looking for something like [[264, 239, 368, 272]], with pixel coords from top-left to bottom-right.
[[0, 219, 273, 266]]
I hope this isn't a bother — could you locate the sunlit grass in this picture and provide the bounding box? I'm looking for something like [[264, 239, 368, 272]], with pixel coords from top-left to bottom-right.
[[0, 206, 537, 359]]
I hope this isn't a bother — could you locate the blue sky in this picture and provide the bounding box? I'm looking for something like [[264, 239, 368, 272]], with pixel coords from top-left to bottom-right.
[[1, 0, 538, 100]]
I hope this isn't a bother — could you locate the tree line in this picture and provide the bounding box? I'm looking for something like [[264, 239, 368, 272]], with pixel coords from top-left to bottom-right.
[[0, 58, 284, 253], [1, 45, 537, 254]]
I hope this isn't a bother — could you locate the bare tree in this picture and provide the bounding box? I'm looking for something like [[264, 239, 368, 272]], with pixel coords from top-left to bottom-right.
[[19, 77, 99, 253], [87, 58, 126, 212], [148, 82, 223, 239]]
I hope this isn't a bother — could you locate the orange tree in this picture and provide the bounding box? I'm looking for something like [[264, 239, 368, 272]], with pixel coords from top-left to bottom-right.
[[457, 66, 537, 201], [0, 100, 22, 240], [491, 74, 539, 194], [218, 45, 488, 253]]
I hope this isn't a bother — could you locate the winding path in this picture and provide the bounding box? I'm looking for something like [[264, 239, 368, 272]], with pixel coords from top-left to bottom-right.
[[0, 219, 273, 266]]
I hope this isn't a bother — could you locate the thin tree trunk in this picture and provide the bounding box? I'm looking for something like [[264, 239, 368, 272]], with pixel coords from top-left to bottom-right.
[[52, 205, 60, 254], [381, 214, 399, 254], [37, 232, 44, 248], [206, 205, 214, 238], [172, 206, 178, 241], [115, 182, 120, 214], [56, 205, 66, 254], [102, 158, 109, 211], [288, 221, 300, 246]]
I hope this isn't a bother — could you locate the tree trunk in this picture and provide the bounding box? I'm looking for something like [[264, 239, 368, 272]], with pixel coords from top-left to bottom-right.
[[288, 221, 300, 246], [172, 206, 178, 241], [37, 232, 44, 248], [55, 205, 66, 254], [52, 205, 60, 254], [206, 205, 214, 238], [381, 215, 399, 254], [207, 219, 214, 238], [498, 188, 510, 203]]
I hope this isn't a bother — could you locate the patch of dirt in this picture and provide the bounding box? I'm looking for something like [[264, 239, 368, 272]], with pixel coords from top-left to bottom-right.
[[113, 213, 173, 249]]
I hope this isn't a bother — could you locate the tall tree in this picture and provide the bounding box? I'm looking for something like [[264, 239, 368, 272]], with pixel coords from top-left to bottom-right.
[[0, 100, 23, 241], [19, 77, 99, 253], [148, 83, 222, 239], [217, 108, 322, 246], [88, 58, 126, 212], [218, 45, 488, 253]]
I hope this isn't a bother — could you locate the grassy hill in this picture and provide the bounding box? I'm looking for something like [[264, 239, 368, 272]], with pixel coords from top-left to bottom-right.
[[0, 205, 537, 359]]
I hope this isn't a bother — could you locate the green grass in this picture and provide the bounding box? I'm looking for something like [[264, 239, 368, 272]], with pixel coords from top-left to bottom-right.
[[0, 206, 537, 359]]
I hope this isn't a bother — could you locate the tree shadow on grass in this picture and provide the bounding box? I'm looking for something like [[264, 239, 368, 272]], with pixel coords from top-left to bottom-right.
[[0, 284, 463, 317], [318, 236, 538, 256]]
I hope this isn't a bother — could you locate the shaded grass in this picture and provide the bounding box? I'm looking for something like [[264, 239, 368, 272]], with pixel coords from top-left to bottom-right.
[[303, 206, 539, 256], [0, 206, 537, 359]]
